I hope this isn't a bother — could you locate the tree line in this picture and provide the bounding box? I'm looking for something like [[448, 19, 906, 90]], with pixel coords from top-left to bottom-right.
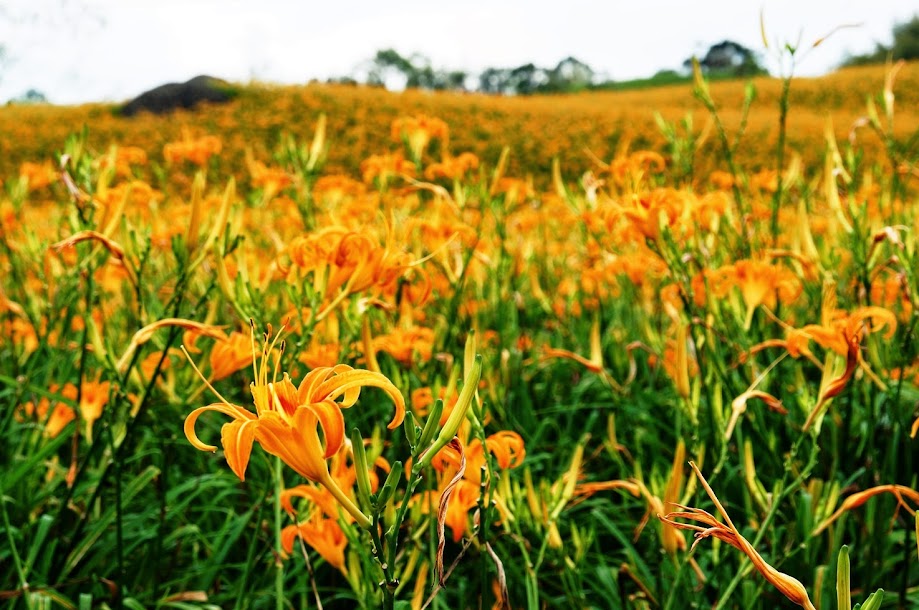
[[329, 15, 919, 96], [331, 41, 768, 95]]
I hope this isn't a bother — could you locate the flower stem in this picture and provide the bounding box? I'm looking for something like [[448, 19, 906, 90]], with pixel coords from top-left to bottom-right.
[[274, 456, 285, 610], [320, 472, 372, 530]]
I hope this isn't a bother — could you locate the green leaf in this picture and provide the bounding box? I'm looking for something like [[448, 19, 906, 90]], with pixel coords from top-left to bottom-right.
[[195, 504, 258, 591], [1, 431, 70, 491], [24, 513, 55, 580], [62, 466, 160, 576], [836, 545, 850, 610]]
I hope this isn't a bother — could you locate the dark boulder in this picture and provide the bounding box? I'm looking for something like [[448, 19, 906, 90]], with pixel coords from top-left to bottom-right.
[[120, 75, 236, 116]]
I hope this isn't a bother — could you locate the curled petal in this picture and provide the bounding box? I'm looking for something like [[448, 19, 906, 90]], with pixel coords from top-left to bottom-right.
[[307, 400, 345, 459], [221, 418, 258, 481], [308, 368, 406, 429], [184, 402, 257, 452], [281, 485, 339, 518], [297, 367, 336, 402], [485, 431, 526, 469]]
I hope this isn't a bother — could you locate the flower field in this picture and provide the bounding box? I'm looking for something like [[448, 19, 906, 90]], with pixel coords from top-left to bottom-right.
[[1, 59, 918, 610]]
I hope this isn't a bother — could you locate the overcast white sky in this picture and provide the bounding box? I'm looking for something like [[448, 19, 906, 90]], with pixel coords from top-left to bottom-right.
[[0, 0, 914, 105]]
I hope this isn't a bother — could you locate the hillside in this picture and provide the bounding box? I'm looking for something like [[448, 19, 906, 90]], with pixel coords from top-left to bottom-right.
[[2, 62, 917, 188]]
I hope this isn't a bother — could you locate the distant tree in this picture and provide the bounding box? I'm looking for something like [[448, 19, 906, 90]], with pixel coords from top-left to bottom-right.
[[546, 56, 594, 92], [432, 70, 468, 91], [509, 63, 548, 94], [351, 50, 594, 95], [12, 88, 47, 104], [478, 67, 511, 94], [360, 49, 468, 91], [684, 40, 767, 77], [476, 58, 593, 95], [893, 15, 919, 59], [842, 15, 919, 66], [365, 49, 415, 88]]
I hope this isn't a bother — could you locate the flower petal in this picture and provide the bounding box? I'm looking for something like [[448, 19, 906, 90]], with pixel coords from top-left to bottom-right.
[[183, 402, 256, 452], [317, 369, 406, 428], [306, 400, 345, 459], [221, 418, 258, 481]]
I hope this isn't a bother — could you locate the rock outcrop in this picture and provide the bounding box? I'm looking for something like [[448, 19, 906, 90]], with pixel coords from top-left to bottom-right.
[[121, 75, 235, 116]]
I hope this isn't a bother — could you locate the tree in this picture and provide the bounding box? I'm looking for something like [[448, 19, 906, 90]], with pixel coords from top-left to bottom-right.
[[546, 56, 594, 92], [842, 15, 919, 66], [360, 49, 468, 91], [478, 67, 511, 94], [892, 15, 919, 60], [12, 88, 47, 104], [684, 40, 767, 77]]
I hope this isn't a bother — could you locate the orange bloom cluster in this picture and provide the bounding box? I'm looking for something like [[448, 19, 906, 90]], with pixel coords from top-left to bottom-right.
[[279, 441, 389, 574], [424, 152, 480, 181], [360, 152, 416, 185], [703, 259, 802, 327], [284, 227, 415, 309], [20, 377, 111, 440], [605, 150, 666, 186], [184, 325, 405, 529], [427, 430, 526, 541], [18, 161, 58, 191], [96, 146, 149, 178], [391, 114, 449, 160], [163, 129, 222, 166], [373, 325, 435, 366]]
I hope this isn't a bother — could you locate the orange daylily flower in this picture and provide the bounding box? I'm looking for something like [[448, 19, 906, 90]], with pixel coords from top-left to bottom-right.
[[21, 383, 78, 438], [163, 129, 222, 166], [79, 375, 112, 441], [709, 259, 802, 328], [297, 340, 342, 370], [373, 325, 435, 366], [183, 324, 405, 529], [660, 463, 816, 610], [209, 331, 254, 381], [813, 484, 919, 535], [391, 114, 449, 161], [281, 516, 348, 575], [424, 430, 525, 542], [424, 152, 480, 181], [464, 431, 526, 486]]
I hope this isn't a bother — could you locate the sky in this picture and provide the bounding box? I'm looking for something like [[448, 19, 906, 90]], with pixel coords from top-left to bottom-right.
[[0, 0, 915, 105]]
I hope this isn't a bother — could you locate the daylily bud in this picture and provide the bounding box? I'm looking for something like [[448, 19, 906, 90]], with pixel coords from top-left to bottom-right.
[[403, 411, 418, 448], [416, 399, 444, 456], [418, 355, 482, 470], [350, 428, 374, 512], [837, 545, 851, 610], [375, 461, 403, 510]]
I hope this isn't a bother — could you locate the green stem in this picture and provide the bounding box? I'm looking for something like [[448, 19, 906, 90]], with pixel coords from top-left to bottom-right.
[[321, 472, 371, 530], [274, 456, 285, 610], [386, 468, 423, 570], [107, 422, 125, 610], [0, 479, 32, 610], [770, 72, 792, 244], [369, 514, 395, 610]]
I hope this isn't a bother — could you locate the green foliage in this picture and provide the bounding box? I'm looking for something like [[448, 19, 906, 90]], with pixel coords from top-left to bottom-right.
[[842, 15, 919, 66]]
